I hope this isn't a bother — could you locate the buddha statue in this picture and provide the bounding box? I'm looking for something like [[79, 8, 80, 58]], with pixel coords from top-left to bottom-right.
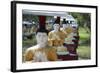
[[48, 17, 67, 53], [24, 16, 58, 62]]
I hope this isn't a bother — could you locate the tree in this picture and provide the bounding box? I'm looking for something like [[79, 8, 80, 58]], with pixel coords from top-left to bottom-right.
[[69, 12, 91, 32]]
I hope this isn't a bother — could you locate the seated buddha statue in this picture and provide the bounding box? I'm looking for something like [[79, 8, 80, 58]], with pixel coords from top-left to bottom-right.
[[24, 28, 58, 62], [48, 18, 67, 53], [61, 19, 73, 35], [60, 19, 79, 56], [60, 19, 76, 44]]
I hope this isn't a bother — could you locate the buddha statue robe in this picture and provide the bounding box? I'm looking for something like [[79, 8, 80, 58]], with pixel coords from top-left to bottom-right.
[[61, 28, 78, 44], [24, 45, 58, 62], [61, 27, 73, 35], [48, 30, 66, 47], [48, 30, 68, 54]]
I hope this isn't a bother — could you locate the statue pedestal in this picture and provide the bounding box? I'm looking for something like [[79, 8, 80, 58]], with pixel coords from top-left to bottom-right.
[[57, 54, 78, 61], [58, 43, 79, 61]]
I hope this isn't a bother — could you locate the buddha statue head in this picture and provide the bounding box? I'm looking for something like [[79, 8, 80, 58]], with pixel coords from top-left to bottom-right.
[[62, 19, 68, 30], [36, 28, 49, 47], [53, 17, 60, 32]]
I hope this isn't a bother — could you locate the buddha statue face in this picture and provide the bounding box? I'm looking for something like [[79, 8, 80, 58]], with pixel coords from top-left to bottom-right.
[[53, 23, 60, 31], [36, 32, 48, 46]]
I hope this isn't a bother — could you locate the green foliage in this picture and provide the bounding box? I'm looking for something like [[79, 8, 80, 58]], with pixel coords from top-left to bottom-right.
[[79, 27, 90, 43], [69, 12, 91, 31], [22, 35, 37, 48], [77, 27, 91, 59], [23, 14, 39, 23]]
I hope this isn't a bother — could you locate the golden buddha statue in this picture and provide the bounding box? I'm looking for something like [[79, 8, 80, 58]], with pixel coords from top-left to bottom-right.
[[48, 18, 67, 54]]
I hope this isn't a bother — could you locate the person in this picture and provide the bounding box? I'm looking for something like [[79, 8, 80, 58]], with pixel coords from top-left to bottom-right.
[[24, 16, 58, 62], [48, 17, 67, 53]]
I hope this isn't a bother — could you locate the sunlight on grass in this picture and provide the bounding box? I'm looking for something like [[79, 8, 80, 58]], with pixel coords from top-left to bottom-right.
[[77, 46, 91, 59], [79, 27, 90, 41], [77, 27, 91, 59]]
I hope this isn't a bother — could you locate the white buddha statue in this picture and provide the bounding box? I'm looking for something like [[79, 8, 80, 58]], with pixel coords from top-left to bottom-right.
[[24, 28, 58, 62], [24, 15, 58, 63]]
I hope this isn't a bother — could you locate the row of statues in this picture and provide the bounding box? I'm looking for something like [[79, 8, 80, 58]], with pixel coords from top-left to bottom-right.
[[24, 18, 78, 63]]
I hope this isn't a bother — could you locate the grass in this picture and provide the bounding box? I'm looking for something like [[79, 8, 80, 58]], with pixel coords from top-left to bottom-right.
[[77, 46, 91, 59], [77, 27, 91, 59], [23, 35, 37, 48], [79, 27, 90, 42]]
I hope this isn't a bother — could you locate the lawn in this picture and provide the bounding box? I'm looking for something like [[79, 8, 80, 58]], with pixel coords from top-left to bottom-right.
[[77, 46, 91, 59], [77, 27, 91, 59]]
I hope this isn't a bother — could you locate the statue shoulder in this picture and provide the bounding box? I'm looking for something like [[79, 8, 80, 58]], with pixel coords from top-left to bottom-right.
[[26, 45, 39, 52], [49, 30, 54, 34], [48, 30, 55, 37]]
